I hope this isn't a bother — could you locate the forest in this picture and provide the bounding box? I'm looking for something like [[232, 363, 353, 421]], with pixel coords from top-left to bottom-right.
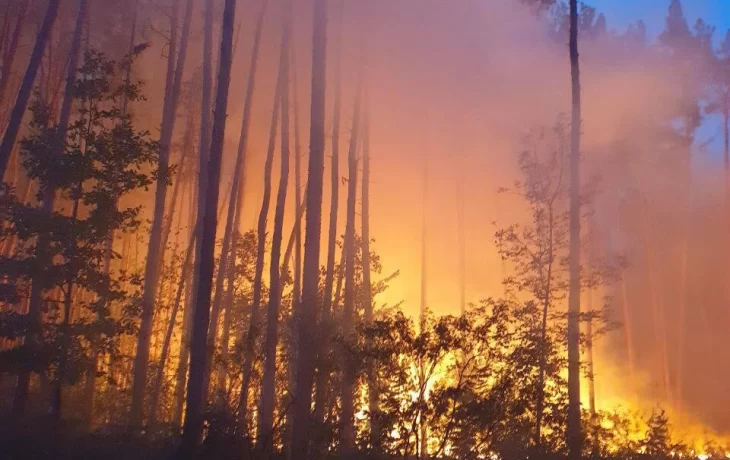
[[0, 0, 729, 458]]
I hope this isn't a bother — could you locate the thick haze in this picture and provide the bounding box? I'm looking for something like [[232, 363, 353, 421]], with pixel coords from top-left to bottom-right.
[[119, 0, 729, 438]]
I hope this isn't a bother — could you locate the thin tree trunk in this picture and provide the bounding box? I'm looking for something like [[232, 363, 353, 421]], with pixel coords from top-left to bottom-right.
[[640, 197, 672, 404], [51, 185, 83, 420], [187, 0, 216, 414], [259, 4, 292, 449], [238, 35, 286, 435], [216, 229, 238, 402], [586, 289, 596, 419], [282, 39, 305, 457], [340, 79, 363, 455], [173, 174, 233, 426], [420, 158, 428, 326], [616, 206, 634, 380], [0, 0, 60, 177], [119, 0, 139, 120], [289, 0, 328, 455], [362, 89, 380, 450], [675, 119, 694, 415], [0, 0, 28, 115], [87, 3, 140, 416], [131, 0, 193, 428], [149, 232, 196, 425], [281, 195, 307, 288], [322, 0, 343, 332], [52, 269, 74, 421], [0, 2, 11, 63], [205, 0, 267, 403], [566, 0, 583, 458], [159, 121, 193, 271], [173, 267, 195, 426], [535, 203, 555, 450], [11, 0, 81, 417], [418, 152, 429, 460], [179, 0, 236, 453], [49, 0, 89, 420]]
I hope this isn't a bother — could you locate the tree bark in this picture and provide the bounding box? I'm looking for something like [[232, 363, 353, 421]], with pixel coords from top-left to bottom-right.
[[238, 32, 286, 435], [535, 205, 555, 449], [361, 88, 380, 449], [282, 37, 305, 457], [131, 0, 193, 428], [289, 0, 328, 456], [205, 0, 268, 403], [259, 4, 292, 450], [0, 0, 29, 113], [173, 255, 195, 426], [179, 0, 237, 453], [312, 2, 342, 441], [159, 120, 193, 274], [48, 0, 89, 422], [340, 78, 363, 455], [0, 0, 60, 178], [149, 231, 195, 425], [567, 0, 583, 458]]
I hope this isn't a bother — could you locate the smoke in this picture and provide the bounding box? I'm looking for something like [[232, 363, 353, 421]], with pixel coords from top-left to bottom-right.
[[122, 0, 727, 436]]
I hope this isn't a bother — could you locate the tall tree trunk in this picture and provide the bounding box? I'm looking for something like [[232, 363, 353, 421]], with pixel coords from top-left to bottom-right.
[[173, 261, 195, 426], [420, 158, 428, 326], [362, 89, 379, 450], [283, 37, 305, 457], [640, 197, 672, 404], [206, 0, 267, 403], [340, 79, 363, 455], [289, 0, 328, 456], [179, 0, 236, 453], [0, 0, 28, 113], [586, 288, 597, 435], [322, 0, 343, 335], [187, 0, 216, 413], [149, 231, 196, 425], [259, 4, 292, 449], [291, 46, 303, 340], [238, 35, 286, 435], [87, 5, 141, 416], [51, 184, 83, 421], [119, 0, 140, 121], [160, 123, 193, 273], [535, 203, 555, 450], [49, 0, 89, 421], [174, 173, 233, 426], [616, 206, 634, 380], [312, 1, 342, 440], [11, 0, 81, 417], [566, 0, 583, 458], [417, 150, 429, 460], [280, 196, 307, 285], [131, 0, 193, 428], [0, 2, 11, 65], [0, 0, 60, 177]]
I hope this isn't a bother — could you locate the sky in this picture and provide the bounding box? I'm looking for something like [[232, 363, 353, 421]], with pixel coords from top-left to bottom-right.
[[593, 0, 730, 40], [594, 0, 730, 164]]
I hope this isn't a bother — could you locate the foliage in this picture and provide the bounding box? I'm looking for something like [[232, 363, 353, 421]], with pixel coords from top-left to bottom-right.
[[0, 50, 156, 400]]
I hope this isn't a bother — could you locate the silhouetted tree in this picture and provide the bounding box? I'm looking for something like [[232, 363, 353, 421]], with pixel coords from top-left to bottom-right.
[[289, 0, 328, 456], [179, 0, 237, 454]]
